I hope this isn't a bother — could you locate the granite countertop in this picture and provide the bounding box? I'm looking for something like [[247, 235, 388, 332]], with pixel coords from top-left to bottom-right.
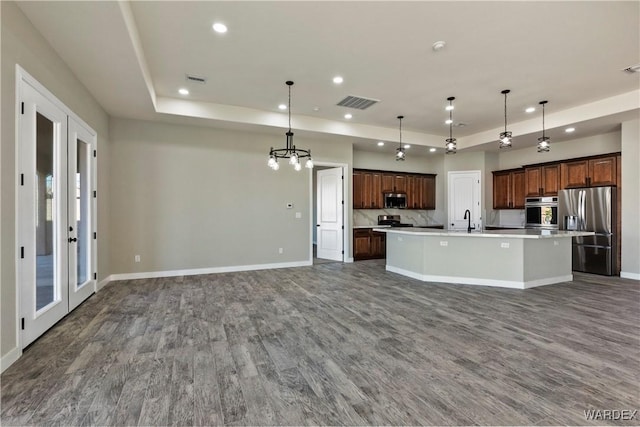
[[372, 228, 595, 239]]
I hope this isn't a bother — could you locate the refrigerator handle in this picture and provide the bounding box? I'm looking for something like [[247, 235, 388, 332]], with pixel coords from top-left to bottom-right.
[[579, 190, 585, 230]]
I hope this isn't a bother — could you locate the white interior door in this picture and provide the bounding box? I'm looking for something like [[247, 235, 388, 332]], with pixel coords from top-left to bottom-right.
[[18, 75, 97, 348], [68, 118, 97, 311], [448, 170, 481, 230], [316, 167, 343, 261], [19, 82, 70, 347]]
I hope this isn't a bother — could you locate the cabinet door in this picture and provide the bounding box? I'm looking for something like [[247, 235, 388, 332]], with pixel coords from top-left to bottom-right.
[[382, 174, 395, 192], [394, 175, 406, 193], [511, 169, 526, 209], [423, 175, 436, 210], [353, 171, 365, 208], [542, 164, 560, 196], [492, 171, 511, 209], [371, 232, 386, 258], [561, 160, 588, 188], [589, 156, 616, 186], [362, 172, 373, 208], [524, 167, 542, 197], [415, 176, 426, 209], [406, 175, 417, 208], [353, 230, 371, 260], [371, 172, 383, 208]]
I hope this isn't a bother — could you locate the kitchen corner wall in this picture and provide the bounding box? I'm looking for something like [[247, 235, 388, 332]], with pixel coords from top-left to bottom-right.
[[621, 119, 640, 279], [109, 118, 352, 275], [1, 1, 110, 362]]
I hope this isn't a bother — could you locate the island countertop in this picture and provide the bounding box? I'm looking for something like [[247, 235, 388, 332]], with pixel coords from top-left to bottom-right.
[[373, 227, 594, 239]]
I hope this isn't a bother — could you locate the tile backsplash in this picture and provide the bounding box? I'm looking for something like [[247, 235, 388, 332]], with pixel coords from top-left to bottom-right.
[[354, 209, 444, 226]]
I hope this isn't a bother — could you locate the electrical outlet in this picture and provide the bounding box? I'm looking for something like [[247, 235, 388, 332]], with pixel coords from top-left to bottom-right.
[[278, 248, 283, 254], [134, 254, 141, 262], [295, 212, 302, 219], [440, 241, 448, 247], [554, 240, 559, 246], [501, 242, 509, 249]]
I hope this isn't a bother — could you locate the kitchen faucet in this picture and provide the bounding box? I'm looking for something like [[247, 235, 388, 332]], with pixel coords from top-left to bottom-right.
[[464, 209, 475, 233]]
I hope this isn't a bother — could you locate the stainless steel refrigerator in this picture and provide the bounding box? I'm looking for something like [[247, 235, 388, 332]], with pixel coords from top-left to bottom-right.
[[558, 186, 616, 275]]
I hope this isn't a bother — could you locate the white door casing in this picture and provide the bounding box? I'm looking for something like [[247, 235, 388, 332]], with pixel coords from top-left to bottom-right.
[[316, 167, 343, 261], [448, 170, 482, 231]]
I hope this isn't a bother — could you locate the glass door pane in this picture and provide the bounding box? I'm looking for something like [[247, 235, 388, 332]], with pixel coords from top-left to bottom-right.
[[35, 112, 57, 311], [76, 139, 90, 287]]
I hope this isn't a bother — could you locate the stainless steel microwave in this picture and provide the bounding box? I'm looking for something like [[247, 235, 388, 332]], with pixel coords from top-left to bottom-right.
[[384, 193, 407, 209]]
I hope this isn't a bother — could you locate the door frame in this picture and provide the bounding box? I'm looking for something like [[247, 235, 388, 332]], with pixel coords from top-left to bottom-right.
[[309, 162, 350, 263], [15, 65, 98, 350]]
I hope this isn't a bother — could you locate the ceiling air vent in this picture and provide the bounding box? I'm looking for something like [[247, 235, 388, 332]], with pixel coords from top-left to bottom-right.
[[337, 95, 380, 110], [185, 74, 207, 84]]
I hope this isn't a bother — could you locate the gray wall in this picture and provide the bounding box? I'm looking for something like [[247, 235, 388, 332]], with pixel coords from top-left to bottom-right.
[[109, 118, 352, 274], [621, 120, 640, 278], [1, 2, 110, 360]]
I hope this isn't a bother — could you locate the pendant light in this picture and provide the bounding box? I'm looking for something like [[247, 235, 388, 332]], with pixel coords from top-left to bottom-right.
[[395, 115, 406, 161], [499, 89, 512, 149], [267, 81, 313, 171], [445, 96, 457, 154], [537, 100, 550, 153]]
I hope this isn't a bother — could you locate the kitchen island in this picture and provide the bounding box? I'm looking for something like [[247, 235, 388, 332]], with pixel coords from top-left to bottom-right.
[[373, 228, 594, 289]]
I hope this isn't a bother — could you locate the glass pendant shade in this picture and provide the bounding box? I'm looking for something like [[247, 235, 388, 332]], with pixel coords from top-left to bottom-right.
[[267, 81, 313, 171]]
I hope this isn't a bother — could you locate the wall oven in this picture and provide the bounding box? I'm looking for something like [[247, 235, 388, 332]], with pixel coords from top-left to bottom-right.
[[525, 196, 558, 229]]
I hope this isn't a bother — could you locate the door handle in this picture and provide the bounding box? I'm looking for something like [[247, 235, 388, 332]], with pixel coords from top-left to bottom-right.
[[69, 237, 77, 243]]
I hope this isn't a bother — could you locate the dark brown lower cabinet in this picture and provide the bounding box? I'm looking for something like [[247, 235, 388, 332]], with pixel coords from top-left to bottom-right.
[[354, 229, 386, 260]]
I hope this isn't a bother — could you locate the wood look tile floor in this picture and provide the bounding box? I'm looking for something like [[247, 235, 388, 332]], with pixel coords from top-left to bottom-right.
[[2, 260, 639, 426]]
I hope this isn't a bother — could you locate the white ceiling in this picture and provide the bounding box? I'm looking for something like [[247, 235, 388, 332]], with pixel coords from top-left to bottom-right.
[[16, 1, 640, 154]]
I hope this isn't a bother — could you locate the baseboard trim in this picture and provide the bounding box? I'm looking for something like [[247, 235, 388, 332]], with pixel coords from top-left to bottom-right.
[[620, 271, 640, 280], [1, 346, 21, 373], [385, 265, 572, 289], [109, 260, 313, 282], [345, 257, 354, 263], [97, 276, 112, 291]]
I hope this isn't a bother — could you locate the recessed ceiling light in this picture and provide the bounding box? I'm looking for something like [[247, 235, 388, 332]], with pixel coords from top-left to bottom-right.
[[429, 148, 437, 152], [313, 107, 320, 112], [377, 141, 384, 146], [445, 105, 454, 111], [333, 76, 344, 84], [278, 104, 287, 110], [432, 41, 446, 51], [404, 144, 411, 149], [525, 107, 536, 113], [344, 113, 352, 119], [178, 88, 189, 95], [212, 22, 227, 33], [565, 127, 576, 133], [445, 119, 453, 125]]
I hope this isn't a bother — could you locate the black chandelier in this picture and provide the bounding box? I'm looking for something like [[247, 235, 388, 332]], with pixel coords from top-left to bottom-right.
[[395, 115, 405, 161], [267, 81, 313, 171], [499, 89, 513, 149], [537, 100, 550, 153], [445, 96, 457, 154]]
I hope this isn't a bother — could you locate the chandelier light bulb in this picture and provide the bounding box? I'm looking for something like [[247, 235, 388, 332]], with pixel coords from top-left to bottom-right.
[[289, 153, 298, 165], [294, 162, 302, 171], [268, 155, 276, 167], [272, 161, 280, 171], [305, 158, 314, 169]]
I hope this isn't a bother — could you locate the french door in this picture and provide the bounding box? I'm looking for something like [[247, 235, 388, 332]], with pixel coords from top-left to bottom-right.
[[18, 76, 97, 348]]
